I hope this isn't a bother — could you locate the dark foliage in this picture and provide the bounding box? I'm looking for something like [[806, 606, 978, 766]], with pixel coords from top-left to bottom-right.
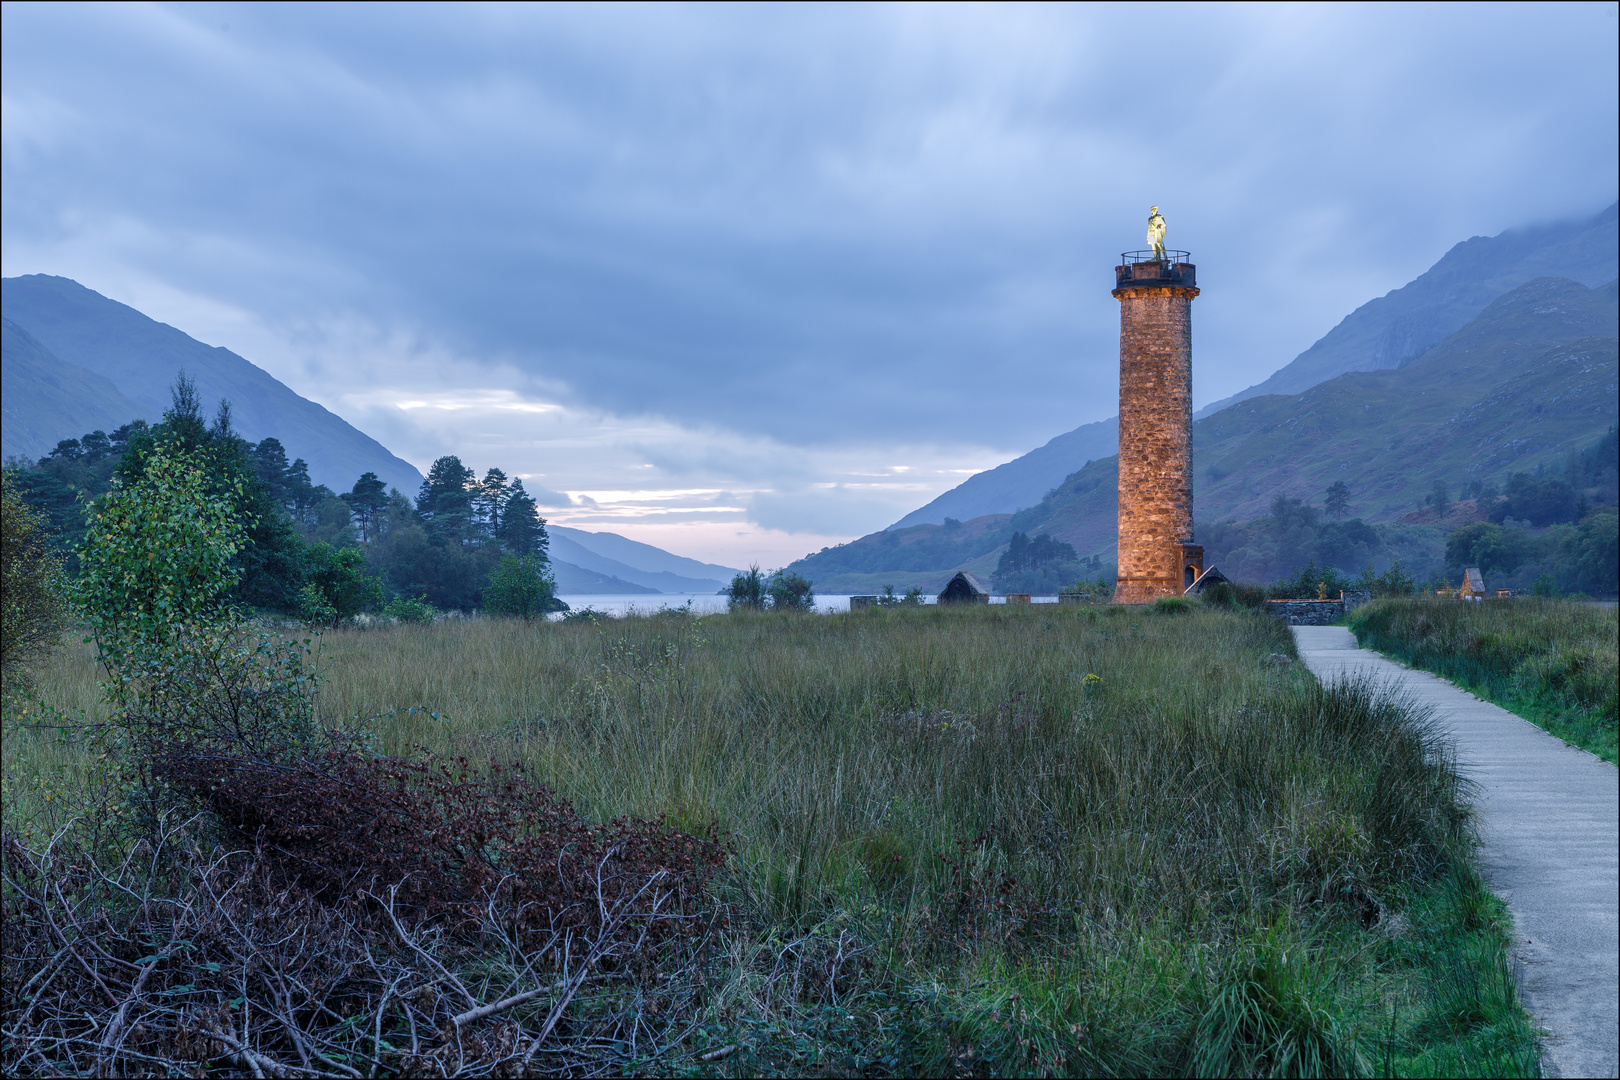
[[766, 569, 816, 612], [993, 531, 1082, 593], [727, 565, 767, 611], [341, 470, 390, 542], [1490, 472, 1585, 527], [157, 748, 726, 952], [1, 472, 69, 685]]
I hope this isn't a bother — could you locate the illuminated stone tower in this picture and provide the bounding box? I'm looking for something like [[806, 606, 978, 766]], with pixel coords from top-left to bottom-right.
[[1111, 247, 1202, 603]]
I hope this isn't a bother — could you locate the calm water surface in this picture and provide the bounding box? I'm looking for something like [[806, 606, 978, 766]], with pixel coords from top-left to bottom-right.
[[552, 593, 1063, 617]]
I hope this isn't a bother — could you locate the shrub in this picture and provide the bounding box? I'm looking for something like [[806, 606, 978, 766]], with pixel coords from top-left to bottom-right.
[[766, 569, 815, 612], [73, 444, 323, 799], [74, 445, 244, 665], [303, 540, 383, 625], [483, 553, 558, 619], [383, 593, 437, 623], [1270, 560, 1351, 600], [1, 471, 69, 687], [727, 565, 767, 611], [1197, 580, 1269, 610]]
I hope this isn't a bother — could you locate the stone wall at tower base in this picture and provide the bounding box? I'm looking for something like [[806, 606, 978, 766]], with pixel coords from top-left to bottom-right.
[[1114, 577, 1184, 604]]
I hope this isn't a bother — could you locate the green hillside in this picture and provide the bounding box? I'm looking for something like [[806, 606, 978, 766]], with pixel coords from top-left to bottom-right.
[[790, 277, 1618, 593]]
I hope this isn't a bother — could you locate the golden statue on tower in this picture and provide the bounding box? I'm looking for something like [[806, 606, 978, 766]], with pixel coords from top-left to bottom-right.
[[1147, 206, 1167, 260]]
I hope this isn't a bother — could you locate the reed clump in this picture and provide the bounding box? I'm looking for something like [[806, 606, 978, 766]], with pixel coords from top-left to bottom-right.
[[4, 603, 1538, 1076], [1350, 597, 1619, 763]]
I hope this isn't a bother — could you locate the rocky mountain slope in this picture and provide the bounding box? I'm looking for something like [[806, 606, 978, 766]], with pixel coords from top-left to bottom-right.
[[2, 275, 422, 494], [892, 201, 1618, 529]]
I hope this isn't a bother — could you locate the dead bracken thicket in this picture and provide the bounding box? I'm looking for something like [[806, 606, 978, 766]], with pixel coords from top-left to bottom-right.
[[2, 752, 728, 1077]]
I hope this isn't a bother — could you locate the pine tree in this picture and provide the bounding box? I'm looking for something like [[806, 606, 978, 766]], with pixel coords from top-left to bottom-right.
[[476, 468, 510, 542], [342, 472, 391, 543], [417, 456, 476, 543], [1324, 480, 1351, 520], [497, 480, 549, 557]]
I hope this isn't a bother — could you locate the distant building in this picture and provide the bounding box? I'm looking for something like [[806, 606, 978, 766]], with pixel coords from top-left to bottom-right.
[[938, 571, 990, 605], [1460, 567, 1486, 601]]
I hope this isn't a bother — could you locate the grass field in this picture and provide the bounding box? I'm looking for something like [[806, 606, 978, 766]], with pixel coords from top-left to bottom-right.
[[1349, 598, 1619, 765], [5, 603, 1540, 1076]]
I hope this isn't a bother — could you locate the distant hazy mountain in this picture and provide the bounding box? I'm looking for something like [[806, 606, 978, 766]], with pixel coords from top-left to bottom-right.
[[1, 318, 147, 460], [549, 525, 737, 593], [549, 559, 660, 595], [791, 275, 1618, 593], [890, 201, 1619, 528], [2, 275, 422, 494], [889, 417, 1117, 530]]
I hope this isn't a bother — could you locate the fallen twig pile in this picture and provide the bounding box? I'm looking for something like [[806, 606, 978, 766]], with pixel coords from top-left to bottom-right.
[[2, 754, 728, 1077]]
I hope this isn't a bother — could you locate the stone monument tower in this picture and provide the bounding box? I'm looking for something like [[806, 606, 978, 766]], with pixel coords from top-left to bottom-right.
[[1112, 210, 1202, 603]]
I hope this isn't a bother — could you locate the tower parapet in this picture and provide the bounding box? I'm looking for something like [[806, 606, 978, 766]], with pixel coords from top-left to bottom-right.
[[1112, 249, 1200, 603]]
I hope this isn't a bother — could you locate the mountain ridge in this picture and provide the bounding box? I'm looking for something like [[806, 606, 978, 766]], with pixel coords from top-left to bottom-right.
[[889, 200, 1619, 529], [2, 274, 423, 495], [791, 275, 1618, 593], [1, 318, 148, 461]]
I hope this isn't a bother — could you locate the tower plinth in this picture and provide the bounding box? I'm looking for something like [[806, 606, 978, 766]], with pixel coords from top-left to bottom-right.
[[1112, 250, 1200, 604]]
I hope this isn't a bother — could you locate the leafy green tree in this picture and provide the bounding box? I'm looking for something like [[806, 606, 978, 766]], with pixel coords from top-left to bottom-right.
[[77, 442, 321, 800], [2, 471, 70, 687], [483, 553, 558, 619], [1557, 512, 1618, 596], [116, 374, 306, 612], [767, 570, 815, 612], [1445, 522, 1530, 577], [303, 542, 383, 625], [1324, 480, 1351, 520], [78, 444, 245, 661], [342, 471, 390, 542], [1491, 472, 1582, 527], [727, 566, 767, 611]]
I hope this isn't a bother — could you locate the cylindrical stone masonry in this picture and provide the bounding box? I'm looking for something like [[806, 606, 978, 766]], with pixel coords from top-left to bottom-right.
[[1112, 257, 1200, 604]]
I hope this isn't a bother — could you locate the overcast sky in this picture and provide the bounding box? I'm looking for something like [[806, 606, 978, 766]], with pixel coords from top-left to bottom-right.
[[4, 2, 1617, 567]]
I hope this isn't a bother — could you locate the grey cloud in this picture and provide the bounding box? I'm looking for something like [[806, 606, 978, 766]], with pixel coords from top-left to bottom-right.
[[3, 3, 1616, 461]]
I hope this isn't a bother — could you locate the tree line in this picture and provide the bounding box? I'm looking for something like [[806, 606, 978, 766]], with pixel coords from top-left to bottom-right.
[[6, 374, 562, 619]]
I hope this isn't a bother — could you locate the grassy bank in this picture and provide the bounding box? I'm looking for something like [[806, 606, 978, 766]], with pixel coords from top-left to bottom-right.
[[1348, 598, 1619, 764], [5, 604, 1539, 1076]]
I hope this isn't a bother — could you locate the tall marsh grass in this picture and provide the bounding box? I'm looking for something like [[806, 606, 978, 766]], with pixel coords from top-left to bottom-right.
[[1350, 598, 1619, 763], [4, 604, 1539, 1075]]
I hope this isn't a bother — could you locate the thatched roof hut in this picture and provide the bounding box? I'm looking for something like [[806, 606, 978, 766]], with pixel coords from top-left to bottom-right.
[[938, 571, 990, 605]]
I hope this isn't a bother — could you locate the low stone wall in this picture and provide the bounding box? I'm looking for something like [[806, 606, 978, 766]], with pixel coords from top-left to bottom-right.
[[1268, 600, 1344, 625]]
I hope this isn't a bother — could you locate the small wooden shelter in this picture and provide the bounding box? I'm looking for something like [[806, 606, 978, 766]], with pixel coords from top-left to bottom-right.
[[938, 571, 990, 605], [1459, 567, 1486, 601]]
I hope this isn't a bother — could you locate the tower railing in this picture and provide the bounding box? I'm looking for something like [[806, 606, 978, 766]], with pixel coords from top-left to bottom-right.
[[1118, 250, 1191, 265], [1115, 252, 1195, 288]]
